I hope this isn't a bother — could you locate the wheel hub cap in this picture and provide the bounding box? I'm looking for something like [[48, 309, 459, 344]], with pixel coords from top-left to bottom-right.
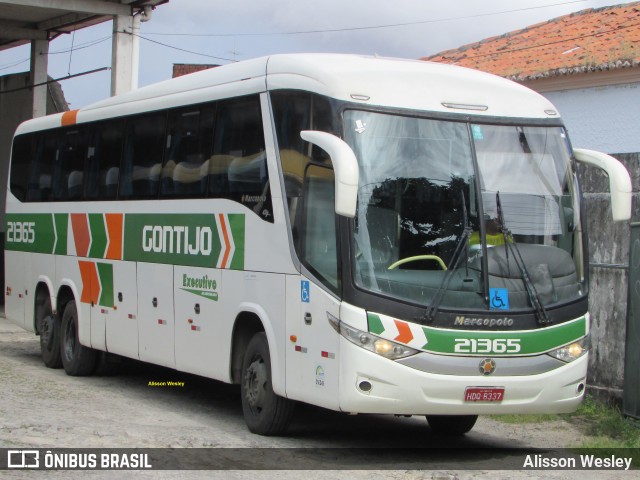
[[244, 360, 267, 409]]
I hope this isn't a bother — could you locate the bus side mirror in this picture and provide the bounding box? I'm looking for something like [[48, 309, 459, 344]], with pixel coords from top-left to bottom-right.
[[300, 130, 359, 218], [574, 148, 632, 222]]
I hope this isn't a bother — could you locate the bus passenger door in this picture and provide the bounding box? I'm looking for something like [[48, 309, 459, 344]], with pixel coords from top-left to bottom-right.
[[286, 276, 341, 409], [137, 262, 175, 368], [286, 163, 341, 409]]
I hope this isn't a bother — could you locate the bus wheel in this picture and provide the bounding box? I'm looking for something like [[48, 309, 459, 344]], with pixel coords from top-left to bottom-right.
[[38, 297, 62, 369], [60, 302, 97, 376], [426, 415, 478, 436], [240, 332, 294, 435]]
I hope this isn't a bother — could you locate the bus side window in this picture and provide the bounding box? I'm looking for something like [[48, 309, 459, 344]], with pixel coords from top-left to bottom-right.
[[301, 164, 340, 292], [209, 95, 273, 221], [9, 134, 32, 202], [27, 132, 57, 202], [52, 128, 88, 201], [86, 120, 124, 200], [271, 91, 338, 247], [119, 112, 166, 199], [161, 104, 215, 198]]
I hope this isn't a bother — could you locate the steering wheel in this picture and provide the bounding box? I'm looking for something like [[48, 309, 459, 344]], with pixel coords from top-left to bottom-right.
[[388, 255, 447, 270]]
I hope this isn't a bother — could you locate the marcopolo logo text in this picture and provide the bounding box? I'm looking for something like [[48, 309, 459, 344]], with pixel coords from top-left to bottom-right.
[[454, 316, 514, 328]]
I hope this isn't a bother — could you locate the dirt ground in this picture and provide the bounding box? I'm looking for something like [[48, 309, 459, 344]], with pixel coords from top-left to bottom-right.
[[0, 314, 635, 479]]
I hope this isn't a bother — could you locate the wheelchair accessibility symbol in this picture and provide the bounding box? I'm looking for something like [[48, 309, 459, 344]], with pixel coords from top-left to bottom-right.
[[301, 280, 310, 303], [489, 288, 509, 310]]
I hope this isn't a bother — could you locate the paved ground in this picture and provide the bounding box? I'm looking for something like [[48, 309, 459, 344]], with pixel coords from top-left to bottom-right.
[[0, 314, 635, 479]]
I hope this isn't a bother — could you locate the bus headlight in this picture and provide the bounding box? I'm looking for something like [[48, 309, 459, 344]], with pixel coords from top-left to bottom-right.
[[328, 314, 419, 360], [547, 336, 590, 363]]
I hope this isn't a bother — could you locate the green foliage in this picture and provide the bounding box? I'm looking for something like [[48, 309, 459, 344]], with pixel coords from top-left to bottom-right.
[[492, 413, 559, 424], [494, 395, 640, 449], [569, 396, 640, 449]]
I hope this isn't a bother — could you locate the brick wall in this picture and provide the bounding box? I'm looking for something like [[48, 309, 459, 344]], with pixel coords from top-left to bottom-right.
[[172, 64, 219, 78]]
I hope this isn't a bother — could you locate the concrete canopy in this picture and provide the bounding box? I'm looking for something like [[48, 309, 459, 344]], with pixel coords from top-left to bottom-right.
[[0, 0, 167, 51], [0, 0, 169, 115]]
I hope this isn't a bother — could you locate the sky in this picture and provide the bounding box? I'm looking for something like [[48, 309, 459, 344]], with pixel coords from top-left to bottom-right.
[[0, 0, 635, 108]]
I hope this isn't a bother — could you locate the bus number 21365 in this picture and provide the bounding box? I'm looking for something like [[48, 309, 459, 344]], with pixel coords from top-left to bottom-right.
[[454, 338, 521, 354]]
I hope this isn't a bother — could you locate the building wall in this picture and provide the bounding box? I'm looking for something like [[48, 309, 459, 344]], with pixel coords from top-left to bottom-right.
[[578, 154, 640, 404], [538, 80, 639, 404], [544, 82, 640, 154]]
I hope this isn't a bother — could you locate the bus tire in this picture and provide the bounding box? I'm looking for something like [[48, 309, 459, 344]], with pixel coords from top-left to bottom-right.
[[240, 332, 294, 436], [60, 302, 97, 376], [37, 296, 62, 369], [426, 414, 478, 436]]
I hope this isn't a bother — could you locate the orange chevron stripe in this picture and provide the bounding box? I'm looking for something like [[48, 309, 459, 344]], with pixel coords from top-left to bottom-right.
[[218, 213, 231, 269], [394, 319, 414, 344], [71, 214, 90, 257], [104, 213, 124, 260], [61, 109, 79, 126], [78, 261, 100, 304]]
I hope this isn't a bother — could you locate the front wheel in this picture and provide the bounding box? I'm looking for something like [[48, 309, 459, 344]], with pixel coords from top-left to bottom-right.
[[60, 301, 97, 376], [240, 332, 294, 435], [426, 414, 478, 436]]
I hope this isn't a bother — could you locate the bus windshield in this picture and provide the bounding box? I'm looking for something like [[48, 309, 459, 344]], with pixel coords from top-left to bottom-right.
[[344, 110, 585, 315]]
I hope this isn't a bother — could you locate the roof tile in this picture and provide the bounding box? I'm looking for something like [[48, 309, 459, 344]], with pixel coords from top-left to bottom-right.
[[422, 2, 640, 81]]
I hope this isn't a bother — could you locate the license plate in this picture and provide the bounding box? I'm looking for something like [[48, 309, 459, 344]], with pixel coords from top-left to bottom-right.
[[464, 387, 504, 402]]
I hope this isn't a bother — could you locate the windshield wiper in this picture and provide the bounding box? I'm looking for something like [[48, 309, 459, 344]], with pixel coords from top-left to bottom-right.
[[495, 191, 551, 325], [421, 191, 472, 324]]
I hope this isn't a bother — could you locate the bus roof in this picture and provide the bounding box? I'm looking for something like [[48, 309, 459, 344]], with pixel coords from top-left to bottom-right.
[[15, 54, 560, 135]]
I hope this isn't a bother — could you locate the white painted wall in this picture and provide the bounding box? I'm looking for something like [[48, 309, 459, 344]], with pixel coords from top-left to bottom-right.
[[543, 82, 640, 154]]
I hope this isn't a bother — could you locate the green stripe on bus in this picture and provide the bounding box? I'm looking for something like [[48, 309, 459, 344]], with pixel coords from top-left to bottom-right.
[[97, 262, 114, 308], [5, 213, 55, 253], [122, 213, 223, 268], [53, 213, 68, 255], [88, 214, 108, 259], [367, 313, 385, 335], [367, 312, 587, 356], [420, 316, 586, 356], [228, 213, 245, 270], [7, 212, 247, 271]]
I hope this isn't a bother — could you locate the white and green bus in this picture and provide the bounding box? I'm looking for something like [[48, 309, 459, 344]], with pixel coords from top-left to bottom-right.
[[5, 54, 631, 436]]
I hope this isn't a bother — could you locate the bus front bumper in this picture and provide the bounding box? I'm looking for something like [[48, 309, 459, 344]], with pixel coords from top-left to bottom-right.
[[338, 337, 587, 415]]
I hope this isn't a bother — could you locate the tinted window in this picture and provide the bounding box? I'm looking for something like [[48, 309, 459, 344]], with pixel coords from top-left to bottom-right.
[[162, 105, 215, 197], [52, 128, 88, 201], [9, 134, 32, 202], [271, 91, 338, 247], [209, 95, 273, 222], [301, 164, 340, 292], [26, 132, 57, 202], [119, 112, 166, 199], [86, 120, 124, 200]]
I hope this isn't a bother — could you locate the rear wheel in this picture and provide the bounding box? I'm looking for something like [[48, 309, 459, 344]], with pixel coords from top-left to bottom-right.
[[37, 296, 62, 369], [240, 332, 294, 435], [426, 415, 478, 436], [60, 301, 97, 376]]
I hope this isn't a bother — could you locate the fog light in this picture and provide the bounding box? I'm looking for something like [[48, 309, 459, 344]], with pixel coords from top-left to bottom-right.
[[358, 380, 372, 393]]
